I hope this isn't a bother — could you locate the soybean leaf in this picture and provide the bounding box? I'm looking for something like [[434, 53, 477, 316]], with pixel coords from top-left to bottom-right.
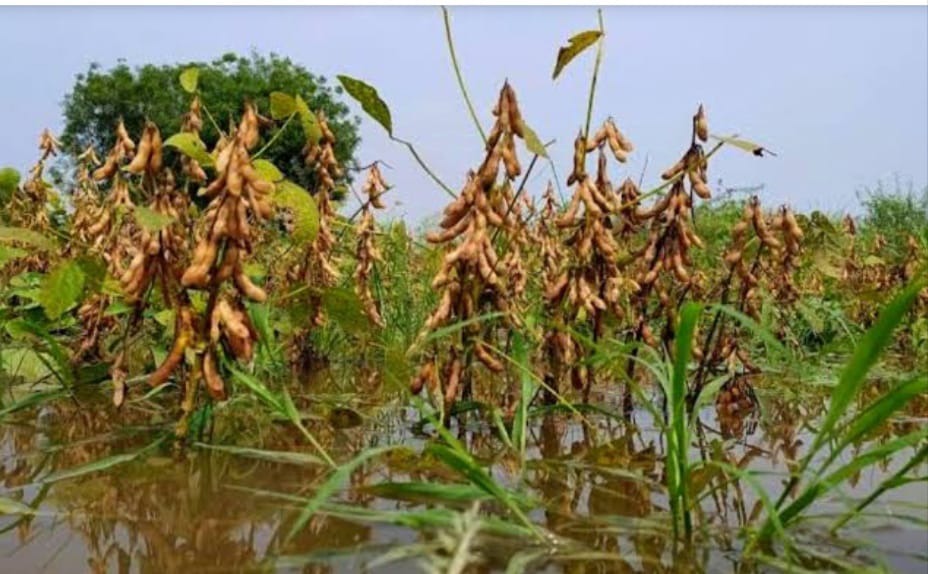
[[253, 159, 284, 183], [134, 205, 175, 233], [38, 259, 86, 320], [269, 92, 297, 120], [0, 245, 27, 269], [274, 180, 320, 244], [337, 75, 393, 136], [164, 132, 214, 167], [294, 95, 322, 144], [519, 120, 548, 159], [179, 66, 199, 93], [552, 30, 602, 80], [710, 134, 776, 157], [0, 226, 57, 251], [322, 286, 372, 336]]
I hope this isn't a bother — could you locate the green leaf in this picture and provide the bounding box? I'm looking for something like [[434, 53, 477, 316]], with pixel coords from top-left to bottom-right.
[[0, 497, 36, 516], [274, 180, 320, 244], [134, 205, 175, 233], [710, 134, 775, 157], [336, 75, 393, 136], [194, 443, 325, 467], [294, 95, 322, 144], [179, 67, 199, 93], [163, 132, 214, 167], [552, 30, 602, 80], [0, 167, 20, 200], [0, 226, 57, 251], [0, 245, 27, 269], [0, 348, 53, 382], [38, 260, 86, 320], [269, 92, 297, 120], [253, 159, 284, 183], [322, 286, 373, 336], [519, 120, 548, 159]]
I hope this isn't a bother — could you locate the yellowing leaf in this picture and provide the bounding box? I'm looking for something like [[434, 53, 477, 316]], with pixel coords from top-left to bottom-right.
[[253, 159, 284, 183], [519, 120, 548, 158], [38, 260, 85, 320], [134, 205, 175, 233], [0, 226, 57, 251], [337, 75, 393, 136], [269, 92, 297, 120], [294, 95, 322, 144], [179, 67, 199, 94], [553, 30, 602, 80], [275, 180, 320, 245], [711, 134, 776, 157], [164, 132, 214, 167]]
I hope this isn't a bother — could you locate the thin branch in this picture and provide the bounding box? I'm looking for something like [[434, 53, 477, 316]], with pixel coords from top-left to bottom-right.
[[442, 6, 487, 145]]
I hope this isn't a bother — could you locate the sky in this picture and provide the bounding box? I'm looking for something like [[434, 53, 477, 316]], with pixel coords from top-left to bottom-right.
[[0, 5, 925, 223]]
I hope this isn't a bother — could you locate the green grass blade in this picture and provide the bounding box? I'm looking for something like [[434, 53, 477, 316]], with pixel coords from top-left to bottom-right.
[[669, 301, 701, 540], [811, 279, 925, 457], [41, 435, 166, 484], [284, 445, 404, 544], [194, 442, 326, 467], [831, 443, 928, 532]]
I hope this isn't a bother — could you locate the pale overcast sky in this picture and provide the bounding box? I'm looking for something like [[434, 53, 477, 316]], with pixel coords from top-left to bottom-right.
[[0, 6, 926, 222]]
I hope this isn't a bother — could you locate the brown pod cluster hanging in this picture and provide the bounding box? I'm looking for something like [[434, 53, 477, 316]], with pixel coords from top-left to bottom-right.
[[300, 111, 343, 326], [180, 97, 207, 182], [149, 103, 274, 402], [412, 82, 528, 412], [80, 122, 141, 275], [9, 129, 61, 233], [770, 205, 804, 304], [125, 121, 164, 176], [93, 120, 136, 181], [546, 120, 638, 393], [724, 196, 780, 320], [354, 165, 389, 327], [120, 173, 188, 303], [535, 184, 576, 399], [181, 104, 273, 301], [661, 104, 712, 200]]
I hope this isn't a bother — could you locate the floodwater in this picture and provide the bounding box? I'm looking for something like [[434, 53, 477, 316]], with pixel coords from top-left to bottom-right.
[[1, 375, 926, 573]]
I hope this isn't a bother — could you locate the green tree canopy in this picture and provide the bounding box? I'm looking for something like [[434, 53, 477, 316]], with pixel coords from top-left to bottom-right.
[[61, 52, 360, 192]]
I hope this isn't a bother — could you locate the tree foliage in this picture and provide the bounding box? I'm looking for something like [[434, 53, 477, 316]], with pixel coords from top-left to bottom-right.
[[61, 52, 361, 193]]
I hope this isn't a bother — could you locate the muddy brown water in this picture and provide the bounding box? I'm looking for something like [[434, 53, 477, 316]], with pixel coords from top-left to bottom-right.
[[1, 378, 926, 573]]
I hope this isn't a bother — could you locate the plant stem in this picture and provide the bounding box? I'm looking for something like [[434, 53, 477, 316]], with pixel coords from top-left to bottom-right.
[[442, 7, 487, 145], [254, 112, 296, 159], [583, 10, 606, 141], [392, 136, 457, 198]]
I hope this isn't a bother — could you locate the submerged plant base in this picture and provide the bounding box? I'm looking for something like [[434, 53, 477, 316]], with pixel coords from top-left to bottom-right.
[[0, 369, 924, 573]]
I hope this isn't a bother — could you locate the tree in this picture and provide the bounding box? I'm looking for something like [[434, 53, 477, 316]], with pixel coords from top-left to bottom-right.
[[61, 52, 360, 193]]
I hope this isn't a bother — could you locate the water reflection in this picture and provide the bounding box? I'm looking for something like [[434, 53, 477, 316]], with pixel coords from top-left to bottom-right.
[[0, 376, 925, 573]]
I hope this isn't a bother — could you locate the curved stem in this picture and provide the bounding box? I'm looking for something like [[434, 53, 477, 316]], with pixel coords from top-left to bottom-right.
[[254, 112, 296, 159], [391, 136, 457, 198], [442, 7, 487, 145]]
